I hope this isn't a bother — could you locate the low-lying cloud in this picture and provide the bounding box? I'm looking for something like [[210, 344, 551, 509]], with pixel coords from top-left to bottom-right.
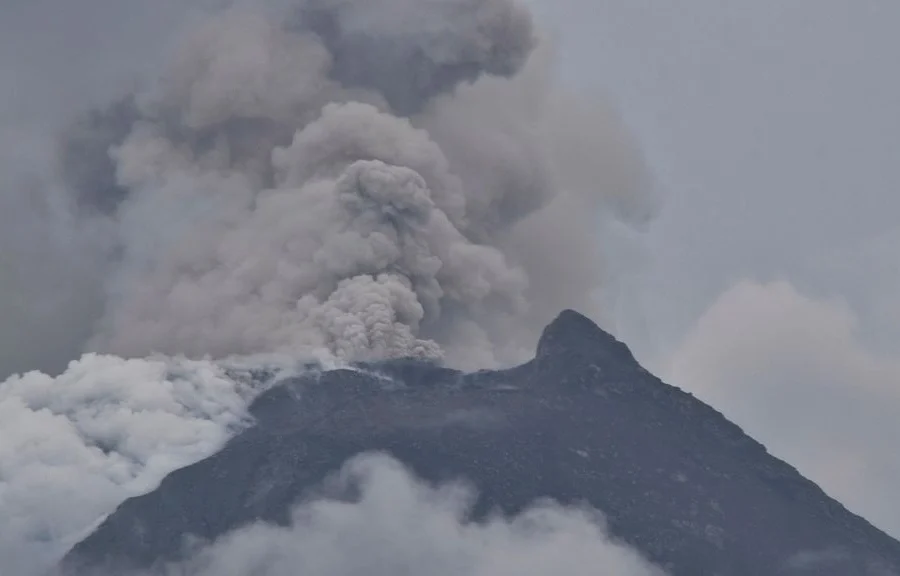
[[0, 354, 282, 576], [92, 453, 667, 576]]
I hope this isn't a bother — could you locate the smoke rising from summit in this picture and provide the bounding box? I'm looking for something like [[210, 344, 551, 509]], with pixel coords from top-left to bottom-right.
[[7, 0, 654, 375]]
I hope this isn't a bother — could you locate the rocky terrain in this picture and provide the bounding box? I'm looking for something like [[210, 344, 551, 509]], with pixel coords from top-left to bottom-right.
[[62, 310, 900, 576]]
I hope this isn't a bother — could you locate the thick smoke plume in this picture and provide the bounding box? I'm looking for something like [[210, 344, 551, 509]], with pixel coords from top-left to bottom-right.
[[51, 0, 653, 371]]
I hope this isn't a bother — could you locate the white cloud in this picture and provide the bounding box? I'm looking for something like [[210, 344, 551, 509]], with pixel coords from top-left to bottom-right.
[[159, 453, 666, 576], [666, 279, 900, 538], [0, 354, 272, 576]]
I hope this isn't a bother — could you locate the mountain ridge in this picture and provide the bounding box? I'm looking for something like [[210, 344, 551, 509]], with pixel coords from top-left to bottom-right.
[[61, 310, 900, 576]]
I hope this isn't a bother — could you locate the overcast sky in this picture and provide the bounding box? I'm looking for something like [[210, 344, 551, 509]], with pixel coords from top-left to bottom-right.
[[530, 0, 900, 538], [1, 0, 898, 544], [530, 0, 900, 357]]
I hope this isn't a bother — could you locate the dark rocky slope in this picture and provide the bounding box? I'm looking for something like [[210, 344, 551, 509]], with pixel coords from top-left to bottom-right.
[[62, 310, 900, 576]]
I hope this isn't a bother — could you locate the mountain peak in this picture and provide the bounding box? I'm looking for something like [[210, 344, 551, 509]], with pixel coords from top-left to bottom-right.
[[62, 306, 900, 576], [536, 309, 631, 361]]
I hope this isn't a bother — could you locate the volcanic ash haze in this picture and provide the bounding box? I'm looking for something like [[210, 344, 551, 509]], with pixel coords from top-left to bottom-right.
[[54, 0, 655, 371]]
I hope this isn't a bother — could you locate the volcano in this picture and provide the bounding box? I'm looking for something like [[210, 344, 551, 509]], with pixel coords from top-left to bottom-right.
[[61, 310, 900, 576]]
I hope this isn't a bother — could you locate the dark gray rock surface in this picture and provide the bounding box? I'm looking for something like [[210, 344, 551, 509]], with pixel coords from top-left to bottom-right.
[[62, 310, 900, 576]]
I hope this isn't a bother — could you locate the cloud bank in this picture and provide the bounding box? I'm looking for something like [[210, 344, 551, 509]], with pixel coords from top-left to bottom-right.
[[0, 354, 270, 576], [666, 280, 900, 539], [82, 453, 666, 576]]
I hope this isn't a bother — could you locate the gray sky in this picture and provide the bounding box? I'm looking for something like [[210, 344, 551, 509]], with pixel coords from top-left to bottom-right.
[[1, 0, 898, 546], [532, 0, 900, 357], [531, 0, 900, 537]]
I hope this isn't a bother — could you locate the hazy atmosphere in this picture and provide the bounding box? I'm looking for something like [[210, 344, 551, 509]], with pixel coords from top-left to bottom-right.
[[1, 0, 898, 574], [529, 0, 900, 539]]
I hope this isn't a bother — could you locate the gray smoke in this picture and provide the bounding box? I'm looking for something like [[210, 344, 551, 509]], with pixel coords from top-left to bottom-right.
[[27, 0, 654, 372], [291, 0, 536, 114]]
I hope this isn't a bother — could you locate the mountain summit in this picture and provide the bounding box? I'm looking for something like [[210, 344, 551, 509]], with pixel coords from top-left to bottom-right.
[[62, 311, 900, 576], [534, 309, 616, 354]]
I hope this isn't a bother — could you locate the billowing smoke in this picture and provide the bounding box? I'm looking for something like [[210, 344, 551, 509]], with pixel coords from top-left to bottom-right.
[[291, 0, 536, 115], [49, 0, 654, 371], [0, 353, 290, 576]]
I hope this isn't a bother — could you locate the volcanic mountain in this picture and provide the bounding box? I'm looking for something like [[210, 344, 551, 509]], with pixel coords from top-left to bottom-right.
[[61, 310, 900, 576]]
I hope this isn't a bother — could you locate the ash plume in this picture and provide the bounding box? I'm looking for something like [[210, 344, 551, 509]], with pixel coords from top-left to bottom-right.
[[291, 0, 537, 114], [0, 3, 658, 569], [44, 0, 653, 370]]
